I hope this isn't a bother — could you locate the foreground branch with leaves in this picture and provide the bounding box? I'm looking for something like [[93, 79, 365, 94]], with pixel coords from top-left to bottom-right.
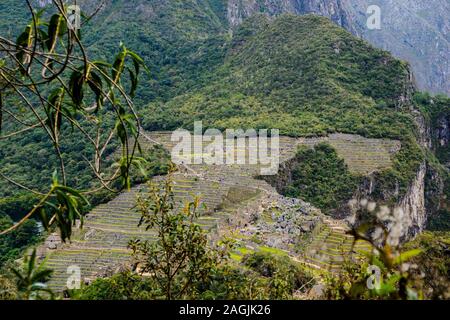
[[0, 0, 148, 241], [128, 169, 231, 300]]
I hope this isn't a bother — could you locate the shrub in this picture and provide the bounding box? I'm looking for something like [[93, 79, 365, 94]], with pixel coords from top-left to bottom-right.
[[243, 252, 316, 299]]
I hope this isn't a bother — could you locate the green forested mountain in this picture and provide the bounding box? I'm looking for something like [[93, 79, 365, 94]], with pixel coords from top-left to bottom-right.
[[142, 14, 426, 200], [142, 14, 415, 137], [0, 0, 230, 207], [0, 1, 449, 300], [0, 0, 446, 224]]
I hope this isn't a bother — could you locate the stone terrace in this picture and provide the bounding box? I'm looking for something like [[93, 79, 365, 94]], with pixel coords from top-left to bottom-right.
[[40, 131, 399, 292]]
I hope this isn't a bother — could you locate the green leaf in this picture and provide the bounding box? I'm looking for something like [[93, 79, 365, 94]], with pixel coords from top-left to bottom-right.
[[39, 208, 49, 230], [0, 91, 3, 133], [112, 51, 126, 82], [51, 170, 59, 186], [392, 249, 422, 266], [15, 26, 32, 74], [127, 66, 137, 98], [28, 249, 37, 279], [69, 70, 84, 107], [87, 71, 103, 111], [46, 14, 63, 51], [127, 50, 149, 73], [10, 268, 24, 282], [45, 87, 65, 139]]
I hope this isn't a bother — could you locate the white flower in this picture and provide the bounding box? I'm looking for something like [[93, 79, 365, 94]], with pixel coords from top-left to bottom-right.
[[348, 199, 358, 207], [387, 235, 400, 247], [367, 202, 377, 212], [400, 263, 411, 273], [372, 227, 384, 242], [393, 207, 405, 220], [376, 206, 391, 221], [360, 199, 368, 207], [386, 219, 404, 247], [347, 214, 356, 225]]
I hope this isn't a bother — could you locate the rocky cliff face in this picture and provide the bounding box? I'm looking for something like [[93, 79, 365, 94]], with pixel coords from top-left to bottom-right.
[[227, 0, 357, 33], [226, 0, 449, 95], [349, 0, 450, 95], [358, 104, 447, 239], [351, 162, 428, 240], [435, 114, 450, 167], [436, 116, 449, 149], [399, 162, 427, 237]]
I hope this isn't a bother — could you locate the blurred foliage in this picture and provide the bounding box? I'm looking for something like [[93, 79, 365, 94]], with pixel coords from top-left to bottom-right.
[[403, 231, 450, 299], [9, 249, 54, 300], [325, 202, 426, 300], [323, 256, 422, 300], [325, 231, 450, 300]]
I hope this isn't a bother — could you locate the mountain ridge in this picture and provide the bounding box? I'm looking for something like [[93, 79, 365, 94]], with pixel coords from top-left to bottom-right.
[[224, 0, 449, 95]]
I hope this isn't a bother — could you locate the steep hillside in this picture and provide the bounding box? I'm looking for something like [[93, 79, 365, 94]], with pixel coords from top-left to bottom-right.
[[40, 131, 384, 292], [3, 0, 447, 96], [142, 14, 424, 201], [0, 8, 433, 234], [143, 14, 416, 136], [227, 0, 358, 33], [225, 0, 450, 95], [349, 0, 450, 95]]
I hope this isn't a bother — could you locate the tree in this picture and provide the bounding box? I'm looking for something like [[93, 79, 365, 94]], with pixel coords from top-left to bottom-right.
[[0, 1, 148, 241], [128, 169, 230, 300], [284, 143, 360, 213]]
